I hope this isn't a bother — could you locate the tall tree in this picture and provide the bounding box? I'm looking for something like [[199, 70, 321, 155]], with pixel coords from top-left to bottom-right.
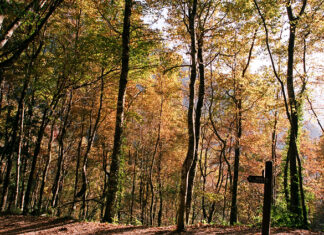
[[103, 0, 132, 223], [254, 0, 309, 226], [176, 0, 198, 231]]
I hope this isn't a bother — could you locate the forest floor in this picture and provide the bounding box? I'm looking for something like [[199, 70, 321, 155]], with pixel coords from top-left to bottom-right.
[[0, 215, 322, 235]]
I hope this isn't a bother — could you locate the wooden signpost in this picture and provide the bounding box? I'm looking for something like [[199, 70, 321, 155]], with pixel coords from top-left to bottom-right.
[[247, 161, 273, 235]]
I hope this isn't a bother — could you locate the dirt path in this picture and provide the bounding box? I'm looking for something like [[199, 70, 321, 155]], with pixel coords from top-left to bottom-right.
[[0, 215, 322, 234]]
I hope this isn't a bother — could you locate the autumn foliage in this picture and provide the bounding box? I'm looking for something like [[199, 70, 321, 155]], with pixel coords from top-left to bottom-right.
[[0, 0, 323, 231]]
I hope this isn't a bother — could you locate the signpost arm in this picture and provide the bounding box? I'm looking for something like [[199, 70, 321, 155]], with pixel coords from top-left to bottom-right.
[[262, 161, 273, 235]]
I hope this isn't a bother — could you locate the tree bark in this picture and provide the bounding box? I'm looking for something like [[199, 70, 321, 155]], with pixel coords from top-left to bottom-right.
[[271, 108, 278, 204], [149, 97, 163, 226], [80, 76, 104, 219], [229, 29, 256, 225], [176, 0, 197, 231], [230, 98, 242, 225], [157, 142, 163, 226], [71, 114, 85, 216], [14, 103, 24, 208], [52, 92, 73, 208], [23, 107, 49, 214], [38, 119, 55, 212], [285, 1, 307, 223], [254, 0, 307, 226], [103, 0, 132, 223], [0, 43, 41, 211], [130, 150, 137, 224], [186, 31, 205, 224]]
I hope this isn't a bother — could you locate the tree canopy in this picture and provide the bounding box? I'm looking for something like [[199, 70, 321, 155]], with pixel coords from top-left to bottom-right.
[[0, 0, 323, 231]]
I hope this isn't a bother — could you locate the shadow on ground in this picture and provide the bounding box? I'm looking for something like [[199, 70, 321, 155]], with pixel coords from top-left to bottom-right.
[[0, 216, 76, 235]]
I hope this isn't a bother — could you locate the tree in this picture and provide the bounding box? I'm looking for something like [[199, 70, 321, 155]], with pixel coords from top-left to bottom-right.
[[253, 0, 310, 227], [0, 0, 63, 69], [176, 0, 198, 231], [103, 0, 132, 223]]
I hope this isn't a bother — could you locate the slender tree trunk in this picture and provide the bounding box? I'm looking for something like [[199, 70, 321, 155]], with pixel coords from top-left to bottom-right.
[[31, 170, 41, 210], [207, 202, 216, 223], [286, 15, 302, 223], [101, 145, 109, 218], [297, 153, 308, 227], [284, 155, 290, 204], [254, 0, 307, 226], [80, 76, 103, 219], [230, 98, 242, 225], [14, 104, 25, 208], [149, 96, 163, 225], [130, 150, 137, 223], [306, 96, 324, 133], [19, 156, 27, 210], [177, 0, 197, 231], [52, 92, 73, 208], [143, 180, 149, 225], [103, 0, 132, 222], [157, 142, 163, 226], [1, 72, 31, 211], [71, 117, 84, 215], [271, 109, 278, 204], [0, 57, 33, 211], [38, 119, 55, 211], [20, 89, 36, 211], [139, 153, 144, 224], [200, 147, 207, 220], [23, 49, 63, 214], [186, 33, 205, 224], [229, 29, 255, 224], [23, 108, 49, 214], [223, 172, 229, 221], [191, 198, 196, 224], [285, 1, 308, 226]]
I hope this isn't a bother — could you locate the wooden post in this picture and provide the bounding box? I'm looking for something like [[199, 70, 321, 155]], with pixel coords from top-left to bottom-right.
[[262, 161, 273, 235]]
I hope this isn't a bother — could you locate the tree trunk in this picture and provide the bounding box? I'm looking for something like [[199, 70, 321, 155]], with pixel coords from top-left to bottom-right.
[[71, 116, 84, 215], [223, 172, 229, 221], [149, 96, 163, 225], [19, 156, 27, 210], [79, 76, 104, 219], [139, 153, 145, 224], [0, 51, 35, 211], [157, 142, 163, 226], [207, 202, 216, 223], [130, 150, 137, 223], [285, 3, 307, 221], [254, 0, 307, 226], [176, 0, 197, 231], [200, 147, 207, 220], [229, 29, 255, 224], [38, 119, 55, 211], [101, 145, 109, 218], [103, 0, 132, 222], [52, 92, 73, 208], [186, 32, 205, 224], [13, 103, 25, 208], [271, 108, 278, 204], [230, 98, 242, 225], [23, 107, 49, 214], [1, 73, 30, 211]]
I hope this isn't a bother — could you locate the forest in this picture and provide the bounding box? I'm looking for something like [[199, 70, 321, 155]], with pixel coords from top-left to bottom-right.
[[0, 0, 323, 232]]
